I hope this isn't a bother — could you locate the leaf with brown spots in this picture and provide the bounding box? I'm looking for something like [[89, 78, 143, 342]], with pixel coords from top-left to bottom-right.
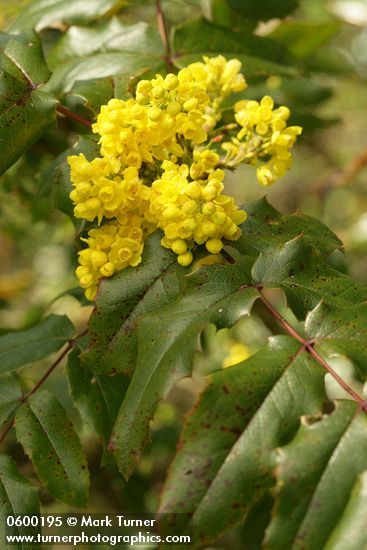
[[109, 262, 258, 479], [0, 455, 40, 550], [15, 391, 89, 507], [0, 31, 56, 175]]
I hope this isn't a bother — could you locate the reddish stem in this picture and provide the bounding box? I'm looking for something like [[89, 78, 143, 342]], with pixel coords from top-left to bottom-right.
[[258, 288, 306, 345], [0, 329, 88, 446], [156, 0, 174, 71], [257, 288, 367, 412], [56, 104, 92, 127]]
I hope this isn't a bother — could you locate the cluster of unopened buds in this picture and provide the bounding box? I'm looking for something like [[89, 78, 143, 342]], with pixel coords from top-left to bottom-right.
[[68, 55, 302, 300]]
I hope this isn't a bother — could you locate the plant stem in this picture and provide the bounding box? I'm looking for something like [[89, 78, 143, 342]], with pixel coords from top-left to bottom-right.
[[257, 287, 306, 345], [257, 287, 367, 412], [156, 0, 174, 71], [56, 104, 92, 127], [0, 328, 88, 446]]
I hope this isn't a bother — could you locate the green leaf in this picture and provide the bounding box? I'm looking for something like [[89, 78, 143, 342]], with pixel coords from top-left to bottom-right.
[[0, 374, 22, 426], [324, 471, 367, 550], [159, 336, 326, 545], [0, 31, 56, 175], [43, 19, 163, 96], [66, 348, 129, 444], [173, 18, 298, 79], [265, 404, 367, 549], [84, 232, 188, 374], [109, 263, 258, 478], [270, 21, 341, 60], [225, 0, 299, 21], [210, 0, 232, 27], [305, 301, 367, 377], [232, 197, 342, 257], [0, 32, 50, 83], [65, 77, 115, 116], [44, 51, 159, 96], [47, 18, 163, 67], [0, 314, 74, 374], [8, 0, 124, 32], [15, 391, 89, 507], [251, 237, 367, 318], [160, 341, 367, 547], [88, 199, 351, 478], [0, 456, 40, 550]]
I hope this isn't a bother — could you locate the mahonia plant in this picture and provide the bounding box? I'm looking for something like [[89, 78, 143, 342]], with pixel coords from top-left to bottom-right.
[[68, 55, 302, 300]]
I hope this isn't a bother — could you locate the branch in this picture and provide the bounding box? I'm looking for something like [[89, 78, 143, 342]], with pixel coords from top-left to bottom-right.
[[0, 328, 88, 446], [156, 0, 174, 71], [257, 287, 367, 412], [257, 286, 306, 345], [56, 104, 92, 127]]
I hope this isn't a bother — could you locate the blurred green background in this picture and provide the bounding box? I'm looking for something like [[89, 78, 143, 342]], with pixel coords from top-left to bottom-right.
[[1, 0, 367, 548]]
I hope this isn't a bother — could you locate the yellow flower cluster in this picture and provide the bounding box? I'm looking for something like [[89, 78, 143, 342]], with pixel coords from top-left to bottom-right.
[[68, 55, 302, 300], [186, 55, 246, 130], [92, 68, 211, 169], [147, 158, 247, 265], [69, 155, 150, 223], [76, 215, 146, 300], [222, 96, 302, 186], [188, 55, 246, 107]]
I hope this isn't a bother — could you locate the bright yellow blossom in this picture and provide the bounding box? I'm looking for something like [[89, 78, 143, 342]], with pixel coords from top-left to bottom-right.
[[68, 55, 301, 300], [188, 55, 247, 104], [76, 214, 147, 300], [147, 160, 246, 262], [222, 95, 302, 185]]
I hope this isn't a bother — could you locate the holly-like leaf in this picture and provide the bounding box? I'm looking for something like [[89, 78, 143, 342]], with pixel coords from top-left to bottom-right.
[[159, 336, 326, 544], [84, 232, 188, 374], [232, 197, 342, 257], [252, 237, 367, 317], [47, 19, 163, 67], [109, 263, 258, 478], [8, 0, 124, 32], [159, 338, 367, 547], [66, 348, 129, 444], [43, 19, 163, 95], [89, 200, 354, 478], [323, 471, 367, 550], [0, 456, 40, 550], [173, 18, 298, 78], [15, 391, 89, 507], [64, 77, 115, 116], [0, 31, 56, 175], [0, 314, 74, 374], [44, 52, 159, 96], [264, 401, 367, 549], [305, 301, 367, 377]]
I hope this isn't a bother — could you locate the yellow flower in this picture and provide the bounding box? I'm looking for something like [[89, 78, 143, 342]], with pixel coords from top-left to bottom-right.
[[68, 56, 300, 300], [222, 95, 302, 185], [148, 160, 246, 265], [75, 214, 148, 300], [188, 55, 247, 102]]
